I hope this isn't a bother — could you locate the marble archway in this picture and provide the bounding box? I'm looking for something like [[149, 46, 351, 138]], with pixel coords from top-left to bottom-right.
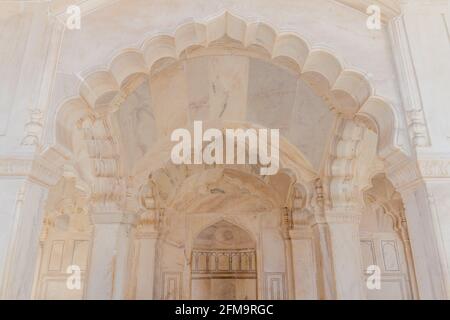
[[3, 0, 450, 302], [147, 166, 298, 300], [31, 9, 422, 301], [191, 221, 257, 300], [360, 174, 418, 300]]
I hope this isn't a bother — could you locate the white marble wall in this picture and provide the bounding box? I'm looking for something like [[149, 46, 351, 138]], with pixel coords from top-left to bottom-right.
[[1, 0, 450, 300]]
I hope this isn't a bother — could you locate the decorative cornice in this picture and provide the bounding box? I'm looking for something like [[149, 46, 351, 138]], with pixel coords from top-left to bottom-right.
[[81, 116, 124, 212], [0, 157, 62, 186], [418, 159, 450, 178], [328, 119, 365, 208], [22, 109, 44, 146]]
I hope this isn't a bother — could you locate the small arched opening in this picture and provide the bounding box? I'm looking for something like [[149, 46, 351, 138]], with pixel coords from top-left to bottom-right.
[[191, 220, 257, 300]]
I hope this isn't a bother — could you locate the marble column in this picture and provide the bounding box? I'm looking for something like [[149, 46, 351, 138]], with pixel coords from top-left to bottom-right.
[[423, 180, 450, 299], [85, 212, 137, 300], [399, 184, 445, 299], [325, 210, 365, 300], [0, 177, 50, 299], [134, 228, 158, 299], [388, 1, 450, 299], [311, 221, 336, 299], [289, 227, 318, 299]]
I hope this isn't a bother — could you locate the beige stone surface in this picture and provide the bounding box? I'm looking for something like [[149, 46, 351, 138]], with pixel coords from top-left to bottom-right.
[[0, 0, 449, 300]]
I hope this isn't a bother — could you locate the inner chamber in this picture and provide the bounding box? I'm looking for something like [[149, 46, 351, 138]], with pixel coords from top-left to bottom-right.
[[191, 221, 257, 300]]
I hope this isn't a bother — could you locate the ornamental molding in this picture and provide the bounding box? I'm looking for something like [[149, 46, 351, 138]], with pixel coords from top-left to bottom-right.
[[418, 159, 450, 178], [389, 15, 431, 147], [0, 158, 33, 176], [0, 157, 62, 186]]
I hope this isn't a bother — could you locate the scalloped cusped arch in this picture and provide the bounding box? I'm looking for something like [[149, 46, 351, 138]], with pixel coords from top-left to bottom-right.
[[52, 11, 403, 170]]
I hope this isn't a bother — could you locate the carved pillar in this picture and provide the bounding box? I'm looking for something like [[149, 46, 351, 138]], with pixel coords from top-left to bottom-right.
[[289, 227, 317, 300], [387, 159, 449, 299], [398, 213, 419, 299], [399, 176, 450, 300], [308, 180, 336, 300], [0, 157, 61, 299], [133, 185, 160, 299], [281, 207, 296, 300], [288, 183, 320, 300], [421, 179, 450, 299], [81, 109, 137, 299], [325, 119, 366, 299], [417, 158, 450, 300], [125, 176, 161, 300], [311, 220, 336, 300], [134, 228, 158, 299], [397, 183, 447, 299], [325, 209, 365, 300], [85, 212, 137, 300]]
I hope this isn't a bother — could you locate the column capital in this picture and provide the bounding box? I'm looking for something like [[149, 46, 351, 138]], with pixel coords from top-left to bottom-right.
[[90, 212, 138, 225]]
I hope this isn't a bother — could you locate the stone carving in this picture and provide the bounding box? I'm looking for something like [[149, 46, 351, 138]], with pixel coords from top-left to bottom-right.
[[80, 116, 124, 212], [136, 176, 161, 232], [407, 110, 430, 147], [22, 109, 44, 146], [390, 16, 431, 147], [192, 249, 257, 274], [6, 2, 448, 301], [328, 118, 365, 209], [418, 159, 450, 178], [0, 157, 61, 186]]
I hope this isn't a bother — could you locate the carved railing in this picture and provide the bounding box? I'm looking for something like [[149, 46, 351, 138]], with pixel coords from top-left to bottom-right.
[[192, 249, 256, 275]]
